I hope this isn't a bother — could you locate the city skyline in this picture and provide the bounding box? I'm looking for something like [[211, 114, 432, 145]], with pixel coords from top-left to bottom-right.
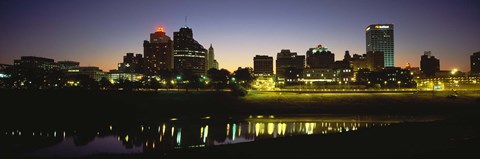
[[1, 0, 479, 72]]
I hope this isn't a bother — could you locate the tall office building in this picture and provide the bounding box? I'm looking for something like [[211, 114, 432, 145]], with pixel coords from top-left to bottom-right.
[[366, 24, 394, 67], [420, 51, 440, 76], [471, 51, 480, 74], [207, 44, 215, 71], [276, 49, 305, 78], [173, 26, 207, 75], [143, 27, 174, 75], [306, 45, 335, 69], [253, 55, 273, 76]]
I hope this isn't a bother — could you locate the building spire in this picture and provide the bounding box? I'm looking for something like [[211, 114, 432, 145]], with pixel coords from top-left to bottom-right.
[[184, 16, 188, 28], [210, 43, 213, 48]]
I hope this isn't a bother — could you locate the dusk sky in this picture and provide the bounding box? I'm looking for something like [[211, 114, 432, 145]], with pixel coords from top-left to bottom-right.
[[1, 0, 479, 72]]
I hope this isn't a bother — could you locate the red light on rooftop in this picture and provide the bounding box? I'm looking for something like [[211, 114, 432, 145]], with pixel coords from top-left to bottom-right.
[[156, 27, 165, 32]]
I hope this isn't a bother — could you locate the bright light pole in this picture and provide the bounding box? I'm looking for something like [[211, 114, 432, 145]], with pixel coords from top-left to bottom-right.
[[397, 81, 401, 89], [176, 76, 181, 90]]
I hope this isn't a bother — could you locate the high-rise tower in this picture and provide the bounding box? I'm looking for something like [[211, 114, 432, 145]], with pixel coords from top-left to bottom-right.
[[173, 27, 207, 75], [143, 27, 173, 74], [366, 24, 394, 67]]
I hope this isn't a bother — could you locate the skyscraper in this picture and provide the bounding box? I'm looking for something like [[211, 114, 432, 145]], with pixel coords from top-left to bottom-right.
[[253, 55, 273, 76], [173, 26, 207, 75], [207, 44, 215, 71], [276, 49, 305, 78], [306, 45, 335, 69], [420, 51, 440, 76], [366, 24, 394, 67], [471, 51, 480, 74], [143, 27, 173, 75]]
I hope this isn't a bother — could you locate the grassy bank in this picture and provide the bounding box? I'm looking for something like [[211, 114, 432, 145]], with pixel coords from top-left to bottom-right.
[[1, 89, 480, 158], [1, 90, 479, 129]]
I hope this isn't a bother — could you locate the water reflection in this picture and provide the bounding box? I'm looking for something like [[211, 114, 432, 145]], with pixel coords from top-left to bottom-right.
[[1, 114, 443, 157]]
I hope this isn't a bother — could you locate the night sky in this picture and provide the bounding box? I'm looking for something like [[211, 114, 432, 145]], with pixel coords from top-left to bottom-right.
[[1, 0, 479, 72]]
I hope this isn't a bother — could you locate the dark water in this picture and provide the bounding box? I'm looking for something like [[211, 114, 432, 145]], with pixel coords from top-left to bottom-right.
[[1, 114, 443, 157]]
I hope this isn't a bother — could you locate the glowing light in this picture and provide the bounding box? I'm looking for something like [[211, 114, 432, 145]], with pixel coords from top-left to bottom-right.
[[238, 124, 241, 136], [176, 128, 182, 145], [109, 125, 113, 131], [162, 124, 166, 135], [267, 123, 274, 135], [203, 125, 209, 143], [226, 124, 230, 136], [156, 26, 165, 32], [200, 127, 204, 138], [232, 124, 237, 141], [375, 25, 389, 29], [451, 69, 458, 75], [255, 123, 260, 136], [125, 135, 129, 142]]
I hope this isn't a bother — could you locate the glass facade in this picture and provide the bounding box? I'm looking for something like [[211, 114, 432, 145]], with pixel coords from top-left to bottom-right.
[[366, 24, 394, 67]]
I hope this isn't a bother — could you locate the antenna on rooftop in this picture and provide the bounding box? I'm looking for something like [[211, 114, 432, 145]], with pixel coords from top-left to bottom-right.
[[184, 16, 188, 27]]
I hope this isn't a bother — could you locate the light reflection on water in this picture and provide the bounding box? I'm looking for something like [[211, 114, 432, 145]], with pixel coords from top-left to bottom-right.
[[2, 114, 443, 157]]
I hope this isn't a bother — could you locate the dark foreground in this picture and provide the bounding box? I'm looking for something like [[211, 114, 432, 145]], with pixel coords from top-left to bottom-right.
[[1, 90, 480, 158]]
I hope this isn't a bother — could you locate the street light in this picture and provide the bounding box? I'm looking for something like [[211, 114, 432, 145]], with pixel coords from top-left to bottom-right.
[[176, 76, 181, 90], [451, 68, 458, 75], [397, 81, 401, 89]]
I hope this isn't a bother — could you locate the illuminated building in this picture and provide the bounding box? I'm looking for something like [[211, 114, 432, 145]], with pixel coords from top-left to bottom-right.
[[14, 56, 58, 72], [57, 61, 79, 70], [471, 51, 480, 74], [356, 67, 415, 88], [206, 44, 217, 71], [405, 63, 420, 77], [118, 53, 143, 73], [143, 27, 173, 75], [0, 64, 12, 78], [276, 49, 305, 79], [366, 51, 384, 71], [306, 45, 335, 69], [253, 55, 273, 77], [67, 67, 106, 81], [351, 54, 368, 71], [420, 51, 440, 77], [173, 26, 207, 75], [302, 68, 335, 82], [366, 24, 394, 67], [108, 72, 143, 83]]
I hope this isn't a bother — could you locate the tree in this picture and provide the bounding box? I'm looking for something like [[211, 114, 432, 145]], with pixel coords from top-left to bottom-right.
[[233, 67, 255, 88], [99, 77, 112, 90], [207, 68, 231, 91]]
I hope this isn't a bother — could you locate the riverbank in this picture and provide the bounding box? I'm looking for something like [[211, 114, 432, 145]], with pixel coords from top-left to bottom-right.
[[1, 90, 480, 158], [1, 90, 479, 128]]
